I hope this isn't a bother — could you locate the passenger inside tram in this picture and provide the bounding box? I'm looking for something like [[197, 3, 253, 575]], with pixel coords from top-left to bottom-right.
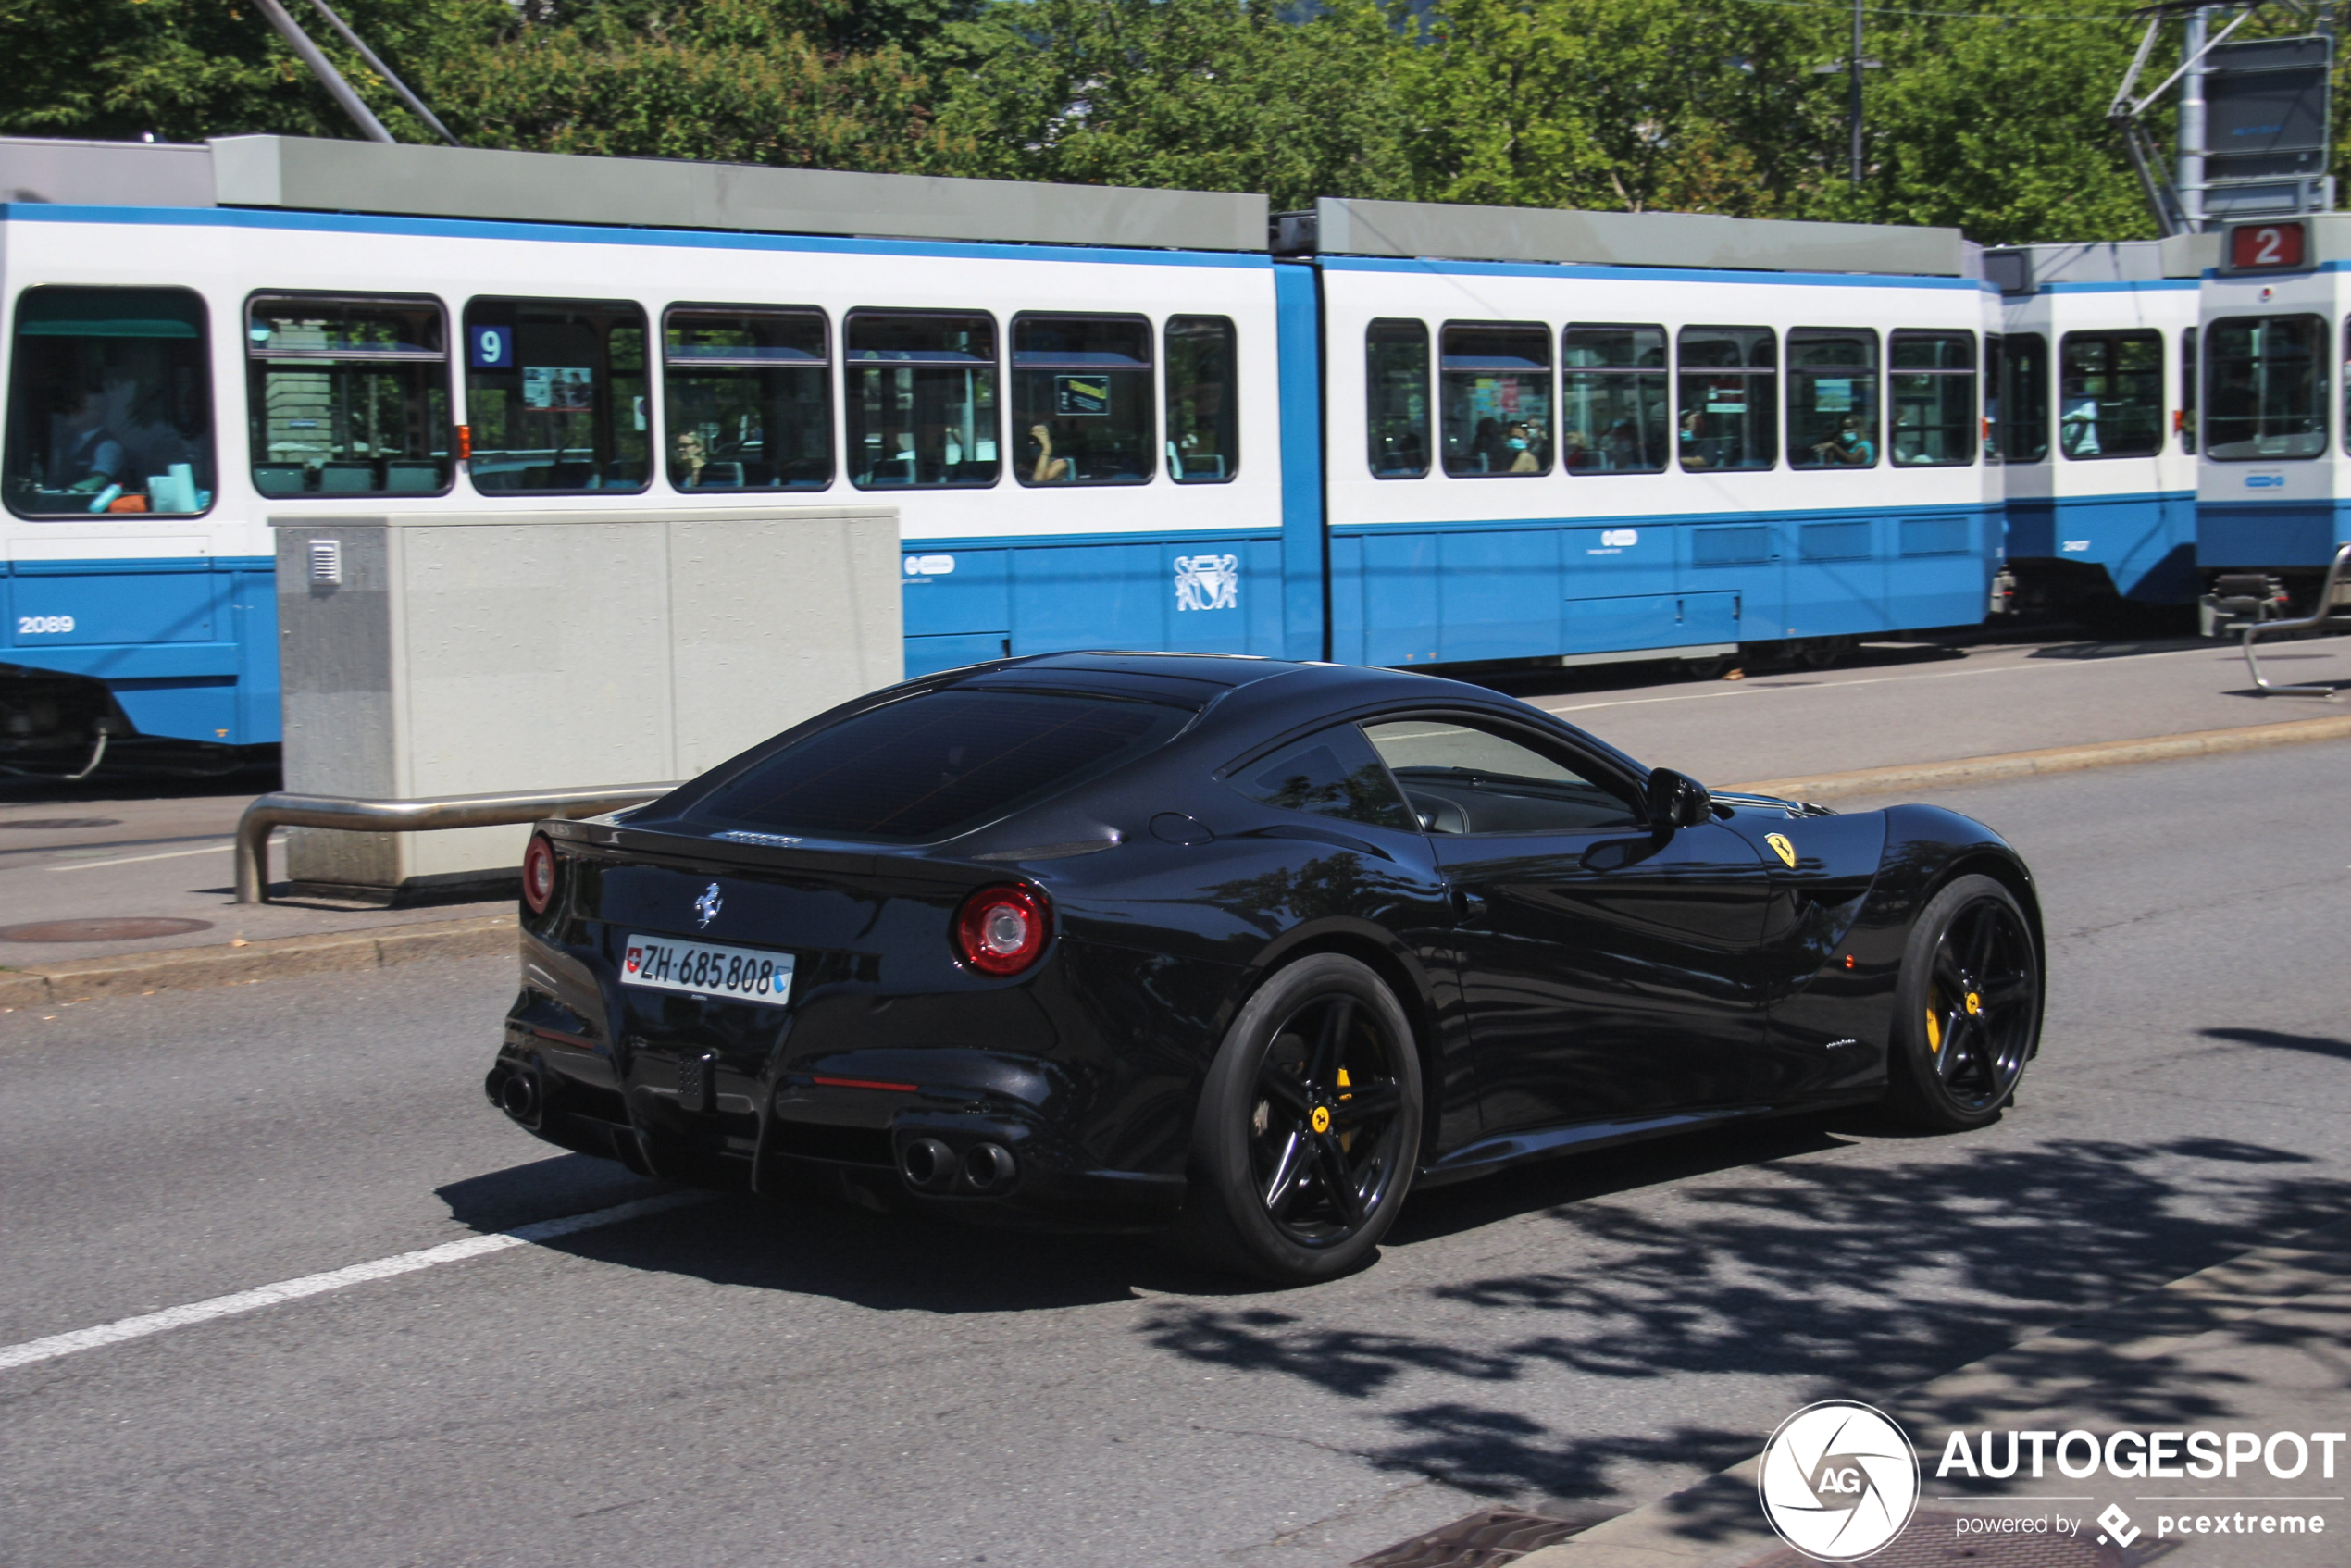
[[51, 387, 126, 492], [6, 286, 217, 516]]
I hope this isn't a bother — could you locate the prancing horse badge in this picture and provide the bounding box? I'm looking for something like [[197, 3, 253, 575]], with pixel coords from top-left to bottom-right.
[[1765, 833, 1797, 869]]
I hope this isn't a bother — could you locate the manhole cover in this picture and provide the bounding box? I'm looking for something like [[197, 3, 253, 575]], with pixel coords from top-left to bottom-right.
[[1353, 1506, 1623, 1568], [0, 917, 215, 942], [0, 818, 123, 830]]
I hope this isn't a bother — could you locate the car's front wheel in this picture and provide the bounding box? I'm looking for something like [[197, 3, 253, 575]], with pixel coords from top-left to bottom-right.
[[1179, 954, 1423, 1284], [1887, 874, 2041, 1130]]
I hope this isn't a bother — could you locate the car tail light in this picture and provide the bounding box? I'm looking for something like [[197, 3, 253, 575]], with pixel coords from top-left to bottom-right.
[[953, 883, 1050, 976], [522, 833, 558, 915]]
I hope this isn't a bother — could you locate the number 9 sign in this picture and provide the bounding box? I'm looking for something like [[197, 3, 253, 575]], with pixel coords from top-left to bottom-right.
[[469, 324, 515, 369]]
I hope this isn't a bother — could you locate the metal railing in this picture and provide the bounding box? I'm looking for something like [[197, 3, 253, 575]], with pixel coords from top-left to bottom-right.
[[235, 783, 678, 903], [2210, 541, 2351, 699]]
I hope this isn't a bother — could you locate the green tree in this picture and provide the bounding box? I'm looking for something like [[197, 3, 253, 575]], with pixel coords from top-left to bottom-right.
[[1795, 6, 2167, 243], [0, 0, 502, 144], [922, 0, 1413, 207], [420, 0, 957, 170]]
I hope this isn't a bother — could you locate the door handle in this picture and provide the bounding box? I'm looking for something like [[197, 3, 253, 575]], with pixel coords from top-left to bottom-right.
[[1449, 887, 1487, 925]]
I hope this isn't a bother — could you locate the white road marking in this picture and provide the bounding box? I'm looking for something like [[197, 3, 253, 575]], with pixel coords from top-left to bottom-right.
[[0, 1190, 711, 1373], [46, 841, 234, 872], [1536, 641, 2243, 715]]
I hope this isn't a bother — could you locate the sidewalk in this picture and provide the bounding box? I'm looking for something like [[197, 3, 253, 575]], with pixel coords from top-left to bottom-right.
[[1512, 632, 2351, 786], [1510, 1216, 2351, 1568], [3, 629, 2348, 1000]]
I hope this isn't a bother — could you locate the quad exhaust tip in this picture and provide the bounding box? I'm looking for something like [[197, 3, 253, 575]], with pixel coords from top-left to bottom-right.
[[963, 1141, 1017, 1194], [498, 1069, 541, 1124], [898, 1136, 1018, 1196], [901, 1137, 956, 1191]]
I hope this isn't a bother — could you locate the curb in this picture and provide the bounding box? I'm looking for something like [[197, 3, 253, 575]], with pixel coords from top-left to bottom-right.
[[1727, 713, 2351, 803], [1511, 1213, 2351, 1568], [4, 715, 2345, 1011], [0, 915, 515, 1011]]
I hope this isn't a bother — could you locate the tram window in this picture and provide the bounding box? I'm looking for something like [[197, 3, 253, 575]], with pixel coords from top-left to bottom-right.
[[2204, 315, 2326, 461], [2058, 330, 2163, 459], [1012, 314, 1151, 486], [2002, 332, 2049, 463], [5, 286, 215, 519], [663, 307, 830, 492], [846, 311, 998, 489], [1439, 322, 1550, 477], [1984, 333, 2004, 463], [1676, 326, 1775, 471], [2182, 328, 2197, 455], [1787, 328, 1880, 469], [1888, 330, 1974, 467], [1165, 316, 1238, 483], [247, 295, 450, 498], [1366, 319, 1430, 479], [1561, 325, 1666, 474], [463, 299, 649, 494]]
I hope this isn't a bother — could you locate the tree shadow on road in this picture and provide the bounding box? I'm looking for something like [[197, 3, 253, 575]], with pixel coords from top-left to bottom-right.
[[1136, 1130, 2351, 1505], [433, 1087, 2351, 1514]]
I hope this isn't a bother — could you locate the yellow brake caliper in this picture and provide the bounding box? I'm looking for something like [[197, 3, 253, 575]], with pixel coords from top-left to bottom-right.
[[1926, 997, 1943, 1054]]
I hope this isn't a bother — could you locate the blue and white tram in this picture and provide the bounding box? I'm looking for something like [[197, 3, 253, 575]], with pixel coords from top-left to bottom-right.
[[1986, 240, 2202, 622], [2193, 215, 2351, 611], [1299, 198, 2001, 667], [0, 135, 2020, 769]]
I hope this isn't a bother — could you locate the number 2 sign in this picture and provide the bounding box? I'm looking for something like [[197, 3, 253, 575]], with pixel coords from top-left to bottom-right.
[[2231, 221, 2307, 270]]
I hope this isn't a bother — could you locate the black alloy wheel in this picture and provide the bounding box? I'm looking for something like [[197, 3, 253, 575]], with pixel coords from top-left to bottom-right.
[[1181, 954, 1422, 1282], [1888, 874, 2041, 1130]]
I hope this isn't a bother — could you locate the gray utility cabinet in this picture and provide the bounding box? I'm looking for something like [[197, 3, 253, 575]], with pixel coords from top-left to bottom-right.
[[274, 505, 901, 897]]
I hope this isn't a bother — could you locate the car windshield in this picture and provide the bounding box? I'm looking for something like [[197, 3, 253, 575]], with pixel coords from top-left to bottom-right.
[[680, 688, 1194, 843]]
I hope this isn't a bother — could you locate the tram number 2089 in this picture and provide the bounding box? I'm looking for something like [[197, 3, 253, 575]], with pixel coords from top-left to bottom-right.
[[17, 616, 77, 635]]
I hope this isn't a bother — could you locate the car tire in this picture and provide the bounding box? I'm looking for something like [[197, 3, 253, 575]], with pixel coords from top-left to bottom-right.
[[1885, 874, 2042, 1131], [1177, 953, 1423, 1285]]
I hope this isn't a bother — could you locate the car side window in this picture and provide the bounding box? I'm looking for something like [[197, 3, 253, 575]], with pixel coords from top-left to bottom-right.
[[1229, 725, 1415, 832], [1363, 718, 1638, 834]]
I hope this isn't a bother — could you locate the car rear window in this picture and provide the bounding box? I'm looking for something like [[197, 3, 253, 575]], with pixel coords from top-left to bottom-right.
[[683, 689, 1193, 843]]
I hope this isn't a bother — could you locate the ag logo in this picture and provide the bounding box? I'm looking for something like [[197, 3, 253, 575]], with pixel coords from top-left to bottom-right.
[[1757, 1400, 1920, 1561]]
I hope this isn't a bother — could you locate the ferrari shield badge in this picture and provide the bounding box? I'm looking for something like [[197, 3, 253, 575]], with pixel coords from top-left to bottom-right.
[[1765, 833, 1797, 869]]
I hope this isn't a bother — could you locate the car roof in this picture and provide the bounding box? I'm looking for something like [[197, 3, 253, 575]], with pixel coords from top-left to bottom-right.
[[927, 651, 1651, 775], [976, 652, 1314, 688]]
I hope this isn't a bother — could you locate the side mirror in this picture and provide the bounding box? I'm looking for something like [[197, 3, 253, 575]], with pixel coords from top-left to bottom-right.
[[1645, 767, 1713, 831]]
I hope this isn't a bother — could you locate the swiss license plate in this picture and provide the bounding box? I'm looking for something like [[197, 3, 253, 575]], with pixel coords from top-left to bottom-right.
[[622, 933, 795, 1007]]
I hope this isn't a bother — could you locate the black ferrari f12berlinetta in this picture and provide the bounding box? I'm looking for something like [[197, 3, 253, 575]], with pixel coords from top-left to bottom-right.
[[491, 653, 2043, 1283]]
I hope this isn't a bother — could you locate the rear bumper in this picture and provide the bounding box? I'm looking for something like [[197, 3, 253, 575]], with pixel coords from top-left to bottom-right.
[[488, 1035, 1188, 1228], [490, 922, 1218, 1229]]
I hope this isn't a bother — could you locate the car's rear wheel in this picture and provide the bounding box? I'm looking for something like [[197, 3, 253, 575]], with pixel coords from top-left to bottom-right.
[[1179, 954, 1422, 1284], [1887, 874, 2041, 1130]]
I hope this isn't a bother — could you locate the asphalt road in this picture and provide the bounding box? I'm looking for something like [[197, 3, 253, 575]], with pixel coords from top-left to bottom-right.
[[2, 743, 2347, 1568]]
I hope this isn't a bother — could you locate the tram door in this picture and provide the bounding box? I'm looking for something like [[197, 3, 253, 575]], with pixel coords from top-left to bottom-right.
[[1686, 521, 1788, 643]]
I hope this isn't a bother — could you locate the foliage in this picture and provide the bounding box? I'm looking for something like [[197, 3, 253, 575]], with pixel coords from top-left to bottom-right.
[[419, 0, 958, 170], [0, 0, 502, 145], [921, 0, 1413, 206], [0, 0, 2326, 246]]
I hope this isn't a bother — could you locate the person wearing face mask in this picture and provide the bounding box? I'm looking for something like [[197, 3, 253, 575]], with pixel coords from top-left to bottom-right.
[[1506, 422, 1540, 473], [1811, 415, 1875, 467]]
